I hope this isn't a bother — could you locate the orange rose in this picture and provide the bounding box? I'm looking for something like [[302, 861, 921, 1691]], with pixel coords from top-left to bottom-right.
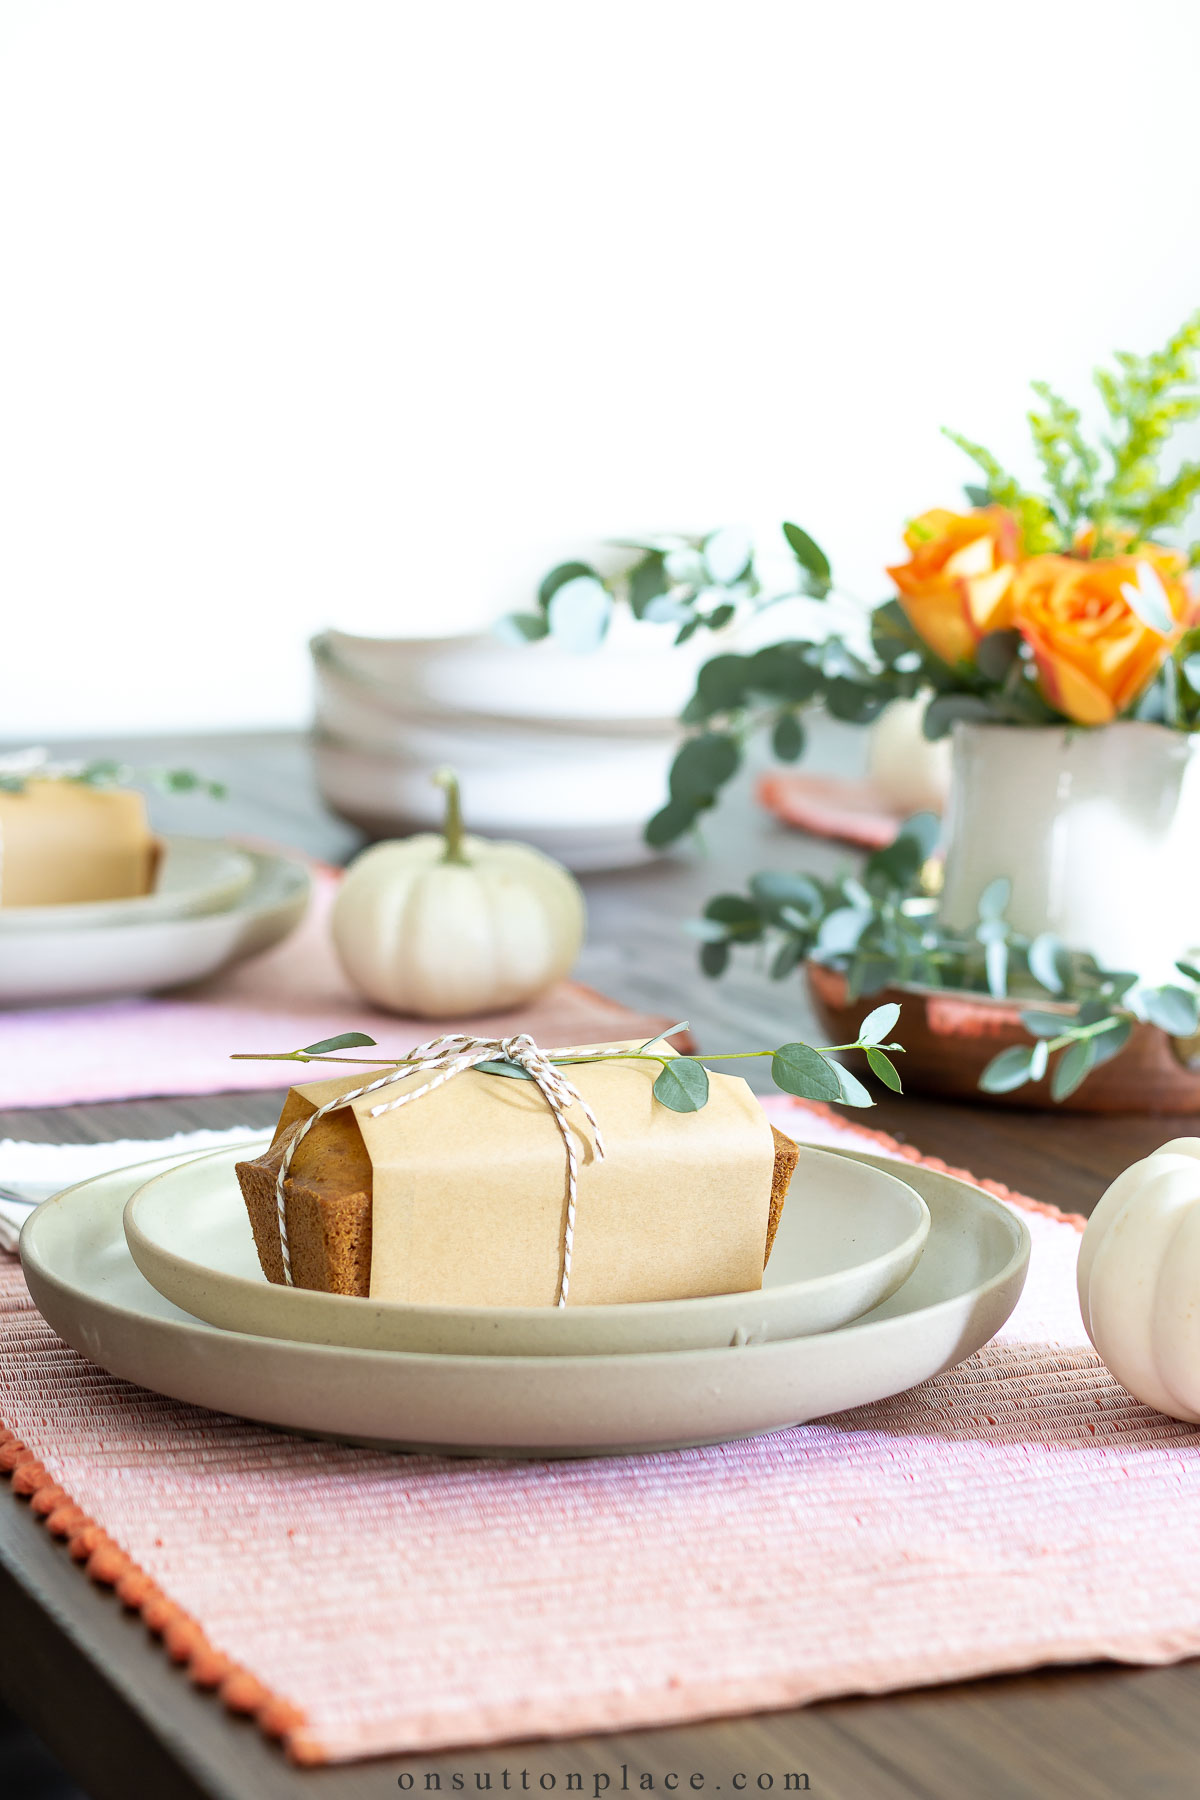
[[1011, 546, 1192, 726], [886, 507, 1019, 669]]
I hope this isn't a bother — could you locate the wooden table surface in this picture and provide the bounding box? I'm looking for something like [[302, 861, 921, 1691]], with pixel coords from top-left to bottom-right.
[[1, 730, 1196, 1800]]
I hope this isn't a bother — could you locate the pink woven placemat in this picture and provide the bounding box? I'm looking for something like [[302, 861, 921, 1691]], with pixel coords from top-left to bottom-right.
[[4, 1101, 1200, 1764], [0, 865, 682, 1108]]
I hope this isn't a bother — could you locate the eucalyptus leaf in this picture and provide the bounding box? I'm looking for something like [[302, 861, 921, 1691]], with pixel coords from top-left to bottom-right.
[[975, 629, 1023, 683], [703, 525, 753, 586], [1176, 960, 1200, 983], [537, 560, 599, 609], [668, 732, 741, 806], [771, 938, 803, 980], [782, 522, 832, 596], [697, 654, 752, 711], [644, 798, 700, 848], [547, 576, 613, 652], [964, 484, 993, 507], [815, 906, 872, 955], [652, 1057, 710, 1112], [704, 893, 763, 927], [700, 940, 730, 977], [298, 1032, 378, 1055], [1029, 933, 1068, 994], [1051, 1035, 1096, 1100], [500, 611, 550, 643], [831, 1060, 874, 1107], [1090, 1016, 1133, 1066], [628, 552, 669, 619], [1120, 561, 1175, 635], [474, 1059, 535, 1081], [1020, 1009, 1068, 1039], [977, 877, 1011, 920], [985, 938, 1009, 997], [923, 694, 999, 740], [865, 1046, 903, 1091], [979, 1045, 1036, 1094], [1029, 1039, 1050, 1081], [772, 712, 806, 762], [771, 1042, 844, 1103], [858, 1002, 901, 1045], [1141, 984, 1200, 1036], [750, 871, 823, 916]]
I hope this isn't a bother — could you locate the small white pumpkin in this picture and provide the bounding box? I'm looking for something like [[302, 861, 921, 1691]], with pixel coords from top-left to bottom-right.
[[865, 697, 951, 815], [1077, 1137, 1200, 1421], [331, 769, 585, 1017]]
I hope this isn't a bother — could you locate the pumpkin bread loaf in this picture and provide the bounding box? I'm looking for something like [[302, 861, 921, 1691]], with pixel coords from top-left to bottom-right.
[[236, 1108, 800, 1299]]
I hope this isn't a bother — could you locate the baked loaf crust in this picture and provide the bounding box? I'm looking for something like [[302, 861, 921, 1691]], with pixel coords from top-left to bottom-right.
[[237, 1111, 799, 1300]]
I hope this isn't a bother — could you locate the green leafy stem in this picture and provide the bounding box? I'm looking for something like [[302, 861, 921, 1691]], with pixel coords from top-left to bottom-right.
[[0, 756, 226, 799], [230, 1008, 906, 1114], [693, 812, 1200, 1101]]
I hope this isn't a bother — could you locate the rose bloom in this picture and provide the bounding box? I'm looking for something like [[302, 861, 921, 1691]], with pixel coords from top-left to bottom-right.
[[1011, 544, 1192, 726], [886, 507, 1019, 668]]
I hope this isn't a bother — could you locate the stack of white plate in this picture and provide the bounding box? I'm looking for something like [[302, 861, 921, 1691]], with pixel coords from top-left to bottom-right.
[[20, 1139, 1029, 1457], [310, 618, 709, 870], [0, 836, 311, 1005]]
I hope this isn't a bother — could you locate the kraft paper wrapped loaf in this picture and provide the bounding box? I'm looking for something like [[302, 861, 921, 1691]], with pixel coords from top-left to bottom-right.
[[236, 1042, 797, 1308], [0, 779, 157, 906]]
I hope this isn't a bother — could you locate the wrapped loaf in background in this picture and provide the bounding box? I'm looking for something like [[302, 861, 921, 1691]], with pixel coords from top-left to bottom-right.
[[0, 779, 157, 906], [237, 1042, 797, 1308]]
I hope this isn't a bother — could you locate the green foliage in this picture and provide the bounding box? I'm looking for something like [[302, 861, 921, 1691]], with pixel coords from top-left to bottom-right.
[[691, 813, 1200, 1104], [511, 528, 768, 651], [0, 755, 226, 801], [946, 307, 1200, 551]]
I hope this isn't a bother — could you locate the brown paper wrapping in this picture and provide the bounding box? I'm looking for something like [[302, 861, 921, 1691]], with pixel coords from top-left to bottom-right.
[[281, 1041, 777, 1307], [0, 780, 157, 906]]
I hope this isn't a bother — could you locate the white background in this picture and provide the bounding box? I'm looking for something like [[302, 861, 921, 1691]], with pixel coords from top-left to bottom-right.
[[2, 0, 1199, 737]]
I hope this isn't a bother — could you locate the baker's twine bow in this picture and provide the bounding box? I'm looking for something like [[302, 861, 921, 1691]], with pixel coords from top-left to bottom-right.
[[273, 1033, 613, 1305]]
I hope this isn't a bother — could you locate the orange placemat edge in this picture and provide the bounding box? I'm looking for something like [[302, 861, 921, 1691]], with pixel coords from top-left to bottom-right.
[[0, 1423, 323, 1761]]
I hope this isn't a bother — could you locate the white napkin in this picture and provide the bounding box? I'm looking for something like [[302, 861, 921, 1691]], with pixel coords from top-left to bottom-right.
[[0, 1127, 262, 1253]]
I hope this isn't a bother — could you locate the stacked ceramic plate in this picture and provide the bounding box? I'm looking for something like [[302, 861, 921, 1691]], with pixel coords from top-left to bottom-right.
[[309, 618, 710, 870], [20, 1138, 1029, 1457], [0, 837, 311, 1005]]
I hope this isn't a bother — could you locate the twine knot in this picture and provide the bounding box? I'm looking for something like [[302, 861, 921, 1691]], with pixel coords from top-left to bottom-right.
[[274, 1033, 610, 1305]]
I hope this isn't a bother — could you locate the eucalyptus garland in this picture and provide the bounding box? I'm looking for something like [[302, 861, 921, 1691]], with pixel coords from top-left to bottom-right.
[[692, 813, 1200, 1102]]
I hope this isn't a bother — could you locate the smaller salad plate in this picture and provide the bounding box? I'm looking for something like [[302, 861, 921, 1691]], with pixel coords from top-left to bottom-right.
[[122, 1141, 931, 1357]]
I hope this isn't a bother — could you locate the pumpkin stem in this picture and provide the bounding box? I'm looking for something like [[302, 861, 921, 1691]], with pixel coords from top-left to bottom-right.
[[432, 767, 470, 864]]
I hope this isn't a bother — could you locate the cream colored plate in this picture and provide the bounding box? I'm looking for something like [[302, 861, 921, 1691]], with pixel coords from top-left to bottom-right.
[[0, 849, 310, 1005], [21, 1147, 1029, 1458], [122, 1141, 931, 1356], [0, 836, 255, 933]]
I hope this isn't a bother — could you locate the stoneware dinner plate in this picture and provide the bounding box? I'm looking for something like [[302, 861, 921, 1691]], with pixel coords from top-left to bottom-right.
[[0, 835, 255, 934], [0, 849, 310, 1005], [20, 1145, 1029, 1458], [121, 1141, 931, 1356]]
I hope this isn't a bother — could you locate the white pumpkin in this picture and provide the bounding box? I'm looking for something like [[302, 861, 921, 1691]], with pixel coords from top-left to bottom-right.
[[865, 697, 951, 815], [331, 769, 585, 1017], [1077, 1137, 1200, 1421]]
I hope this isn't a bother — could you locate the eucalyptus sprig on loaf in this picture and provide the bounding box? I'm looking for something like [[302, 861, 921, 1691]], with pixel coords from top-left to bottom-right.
[[232, 1005, 905, 1111], [330, 769, 586, 1017]]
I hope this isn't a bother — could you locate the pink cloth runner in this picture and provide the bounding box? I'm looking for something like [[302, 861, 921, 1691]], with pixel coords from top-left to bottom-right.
[[0, 867, 681, 1107], [4, 1102, 1200, 1764]]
